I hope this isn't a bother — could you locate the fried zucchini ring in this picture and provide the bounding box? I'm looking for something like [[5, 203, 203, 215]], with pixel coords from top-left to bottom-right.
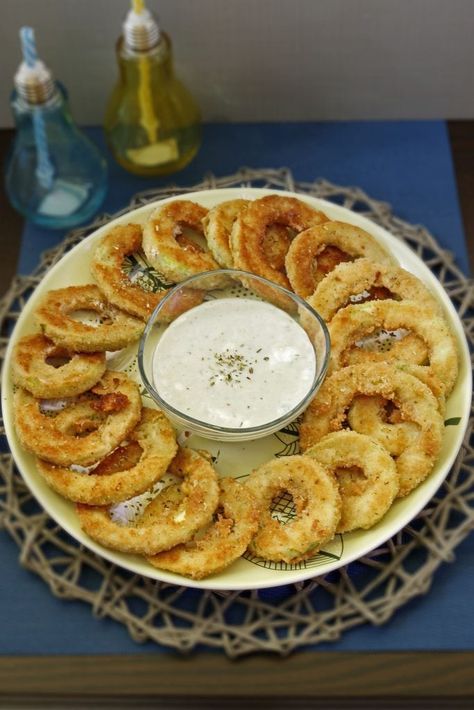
[[341, 332, 430, 369], [11, 333, 106, 399], [35, 407, 177, 505], [308, 258, 442, 322], [202, 199, 250, 268], [328, 299, 458, 394], [147, 477, 260, 579], [142, 200, 218, 283], [230, 195, 327, 289], [305, 431, 399, 532], [347, 363, 446, 457], [34, 285, 144, 352], [14, 370, 142, 467], [245, 455, 341, 563], [91, 223, 173, 321], [285, 221, 394, 297], [300, 363, 444, 497], [203, 198, 292, 270], [347, 395, 420, 458], [76, 448, 219, 556]]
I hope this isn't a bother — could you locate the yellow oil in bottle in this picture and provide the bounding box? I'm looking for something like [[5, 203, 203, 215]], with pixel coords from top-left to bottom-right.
[[104, 2, 201, 176]]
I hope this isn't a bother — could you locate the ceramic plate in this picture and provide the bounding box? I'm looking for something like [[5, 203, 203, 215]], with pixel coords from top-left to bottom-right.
[[2, 188, 471, 590]]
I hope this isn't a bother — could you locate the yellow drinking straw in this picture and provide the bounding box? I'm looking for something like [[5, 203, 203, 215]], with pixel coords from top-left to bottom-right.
[[133, 0, 159, 144]]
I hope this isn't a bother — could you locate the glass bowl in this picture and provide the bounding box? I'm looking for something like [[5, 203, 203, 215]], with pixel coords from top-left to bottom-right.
[[138, 269, 330, 442]]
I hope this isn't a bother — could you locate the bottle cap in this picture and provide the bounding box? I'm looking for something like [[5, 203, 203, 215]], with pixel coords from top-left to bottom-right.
[[123, 0, 161, 51], [15, 27, 55, 104]]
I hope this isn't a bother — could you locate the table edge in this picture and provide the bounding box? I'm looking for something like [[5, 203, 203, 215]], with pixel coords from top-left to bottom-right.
[[0, 652, 473, 699]]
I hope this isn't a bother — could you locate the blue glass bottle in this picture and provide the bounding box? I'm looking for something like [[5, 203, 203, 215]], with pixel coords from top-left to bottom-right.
[[5, 28, 107, 229]]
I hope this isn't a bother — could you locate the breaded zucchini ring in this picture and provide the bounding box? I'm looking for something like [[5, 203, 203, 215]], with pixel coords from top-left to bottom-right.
[[245, 455, 341, 563], [76, 448, 219, 556], [35, 407, 177, 505], [347, 395, 420, 458], [11, 333, 106, 399], [90, 223, 173, 321], [299, 363, 444, 497], [328, 300, 458, 394], [142, 200, 218, 283], [34, 285, 144, 352], [308, 258, 442, 322], [340, 332, 430, 369], [347, 363, 446, 457], [285, 221, 394, 297], [14, 370, 142, 467], [202, 199, 249, 268], [147, 477, 260, 579], [395, 362, 446, 414], [203, 198, 293, 271], [305, 431, 399, 532], [230, 195, 327, 289]]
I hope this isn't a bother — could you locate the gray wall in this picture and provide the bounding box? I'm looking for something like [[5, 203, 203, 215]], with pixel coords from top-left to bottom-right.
[[1, 0, 473, 127]]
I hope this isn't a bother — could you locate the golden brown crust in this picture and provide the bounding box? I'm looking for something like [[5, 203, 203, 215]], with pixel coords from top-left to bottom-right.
[[14, 371, 142, 467], [328, 299, 459, 394], [36, 407, 177, 505], [286, 221, 395, 297], [347, 363, 446, 458], [76, 448, 219, 556], [34, 284, 144, 352], [91, 224, 172, 321], [142, 200, 218, 283], [347, 395, 421, 458], [340, 332, 430, 368], [308, 258, 442, 322], [11, 333, 106, 398], [305, 431, 399, 532], [202, 199, 249, 268], [230, 195, 327, 289], [245, 455, 341, 563], [300, 363, 444, 497], [148, 477, 260, 579]]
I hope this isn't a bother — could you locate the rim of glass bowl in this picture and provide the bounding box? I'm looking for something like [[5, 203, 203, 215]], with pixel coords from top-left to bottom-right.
[[137, 268, 331, 436]]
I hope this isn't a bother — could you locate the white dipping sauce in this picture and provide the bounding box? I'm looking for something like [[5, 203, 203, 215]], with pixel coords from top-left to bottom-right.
[[152, 297, 316, 429]]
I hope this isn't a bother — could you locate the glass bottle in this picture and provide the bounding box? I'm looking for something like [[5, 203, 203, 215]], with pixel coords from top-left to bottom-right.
[[104, 1, 201, 176], [5, 28, 107, 230]]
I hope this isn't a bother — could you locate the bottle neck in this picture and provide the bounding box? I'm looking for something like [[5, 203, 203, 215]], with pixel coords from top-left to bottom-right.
[[116, 32, 173, 78], [122, 6, 161, 51], [10, 83, 73, 133], [14, 58, 55, 105]]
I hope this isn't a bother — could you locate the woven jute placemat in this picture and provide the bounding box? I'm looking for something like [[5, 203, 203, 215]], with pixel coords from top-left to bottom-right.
[[0, 168, 473, 658]]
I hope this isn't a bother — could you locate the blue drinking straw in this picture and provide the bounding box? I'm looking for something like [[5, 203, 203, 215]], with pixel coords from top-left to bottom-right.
[[20, 27, 54, 190]]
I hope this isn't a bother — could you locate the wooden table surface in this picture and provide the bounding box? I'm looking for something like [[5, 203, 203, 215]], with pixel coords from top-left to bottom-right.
[[0, 123, 473, 709]]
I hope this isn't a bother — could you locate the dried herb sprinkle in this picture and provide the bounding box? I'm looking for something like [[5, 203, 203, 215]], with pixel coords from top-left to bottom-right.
[[207, 347, 270, 387]]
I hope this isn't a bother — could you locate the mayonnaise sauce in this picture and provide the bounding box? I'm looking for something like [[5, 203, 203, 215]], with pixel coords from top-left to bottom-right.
[[152, 297, 316, 429]]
